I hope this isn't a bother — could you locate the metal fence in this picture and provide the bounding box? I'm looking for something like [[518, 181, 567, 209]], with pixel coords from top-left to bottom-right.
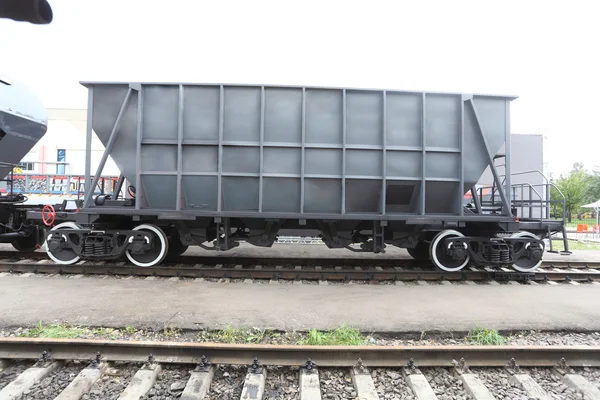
[[0, 173, 121, 195]]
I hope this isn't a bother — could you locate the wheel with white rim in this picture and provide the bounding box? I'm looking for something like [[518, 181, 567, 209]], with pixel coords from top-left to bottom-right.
[[510, 231, 545, 272], [45, 222, 82, 265], [429, 230, 470, 272], [125, 224, 169, 267]]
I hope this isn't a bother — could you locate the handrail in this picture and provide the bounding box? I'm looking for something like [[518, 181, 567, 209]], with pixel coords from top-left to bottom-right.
[[478, 182, 544, 223], [499, 170, 550, 185], [509, 183, 545, 223], [475, 179, 566, 223], [530, 182, 567, 222], [480, 169, 565, 221]]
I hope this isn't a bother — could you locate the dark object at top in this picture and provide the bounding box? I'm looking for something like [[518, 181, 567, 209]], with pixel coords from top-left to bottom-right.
[[0, 0, 53, 24]]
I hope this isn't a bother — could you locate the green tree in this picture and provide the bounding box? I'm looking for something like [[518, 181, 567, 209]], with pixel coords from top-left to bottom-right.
[[584, 171, 600, 204], [550, 163, 590, 222]]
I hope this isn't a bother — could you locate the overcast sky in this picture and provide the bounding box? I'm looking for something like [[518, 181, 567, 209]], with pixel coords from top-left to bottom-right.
[[2, 0, 598, 177]]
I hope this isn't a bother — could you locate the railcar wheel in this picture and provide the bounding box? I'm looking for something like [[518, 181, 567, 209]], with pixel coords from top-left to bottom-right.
[[169, 236, 188, 256], [407, 241, 430, 261], [125, 224, 169, 267], [12, 233, 39, 252], [429, 230, 470, 272], [164, 236, 189, 261], [45, 222, 81, 265], [510, 231, 545, 272]]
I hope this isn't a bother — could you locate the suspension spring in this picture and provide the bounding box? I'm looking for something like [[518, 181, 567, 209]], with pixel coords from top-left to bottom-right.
[[83, 237, 111, 256], [486, 246, 501, 263], [94, 240, 109, 256], [500, 248, 510, 264], [83, 241, 95, 256]]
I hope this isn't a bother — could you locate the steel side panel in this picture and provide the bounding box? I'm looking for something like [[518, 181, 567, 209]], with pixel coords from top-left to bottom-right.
[[85, 83, 513, 218]]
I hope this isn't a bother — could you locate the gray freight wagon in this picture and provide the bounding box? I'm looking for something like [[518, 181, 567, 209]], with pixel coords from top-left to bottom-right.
[[36, 82, 569, 271]]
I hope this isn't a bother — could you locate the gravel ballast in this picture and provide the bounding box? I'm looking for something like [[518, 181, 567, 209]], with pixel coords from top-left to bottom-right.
[[422, 367, 467, 400], [574, 367, 600, 388], [19, 361, 81, 399], [319, 368, 355, 399], [472, 367, 528, 399], [0, 362, 30, 390], [371, 368, 415, 399], [140, 364, 190, 400], [206, 365, 245, 399], [528, 367, 583, 399], [86, 362, 137, 400], [263, 366, 299, 399]]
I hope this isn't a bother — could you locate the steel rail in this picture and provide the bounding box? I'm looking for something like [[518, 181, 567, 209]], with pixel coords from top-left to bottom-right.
[[1, 261, 600, 282], [0, 338, 599, 368], [0, 250, 597, 269]]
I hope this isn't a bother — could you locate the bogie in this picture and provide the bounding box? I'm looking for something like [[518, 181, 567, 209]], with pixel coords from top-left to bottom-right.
[[125, 224, 169, 267], [46, 222, 82, 265], [39, 216, 548, 272]]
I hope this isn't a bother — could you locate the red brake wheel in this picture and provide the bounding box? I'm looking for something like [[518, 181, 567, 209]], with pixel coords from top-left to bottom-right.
[[42, 205, 56, 226]]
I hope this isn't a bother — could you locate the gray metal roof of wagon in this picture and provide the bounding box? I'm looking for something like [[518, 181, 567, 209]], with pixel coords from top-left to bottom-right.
[[79, 81, 518, 100]]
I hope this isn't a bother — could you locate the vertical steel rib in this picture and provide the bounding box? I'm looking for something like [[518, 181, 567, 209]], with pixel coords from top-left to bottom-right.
[[300, 87, 306, 214], [459, 96, 465, 215], [84, 87, 132, 208], [381, 91, 387, 215], [505, 99, 512, 216], [341, 89, 346, 214], [258, 86, 265, 212], [135, 86, 143, 210], [217, 86, 224, 212], [176, 84, 184, 211], [420, 93, 426, 215], [83, 86, 94, 204]]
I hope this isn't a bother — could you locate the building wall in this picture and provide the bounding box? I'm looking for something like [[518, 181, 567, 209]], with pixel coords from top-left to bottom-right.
[[19, 108, 120, 176], [478, 134, 544, 187], [477, 133, 546, 219]]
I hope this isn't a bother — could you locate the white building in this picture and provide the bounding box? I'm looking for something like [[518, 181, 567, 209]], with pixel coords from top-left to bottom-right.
[[19, 108, 120, 177]]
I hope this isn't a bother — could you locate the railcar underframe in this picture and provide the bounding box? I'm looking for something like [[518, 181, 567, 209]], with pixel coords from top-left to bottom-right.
[[31, 201, 568, 272]]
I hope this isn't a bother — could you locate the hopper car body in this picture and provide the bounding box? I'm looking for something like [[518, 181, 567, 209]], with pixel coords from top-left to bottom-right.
[[0, 75, 49, 250], [31, 82, 570, 271]]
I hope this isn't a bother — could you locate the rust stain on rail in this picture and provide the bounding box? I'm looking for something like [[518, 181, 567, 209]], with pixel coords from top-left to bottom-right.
[[0, 338, 599, 368]]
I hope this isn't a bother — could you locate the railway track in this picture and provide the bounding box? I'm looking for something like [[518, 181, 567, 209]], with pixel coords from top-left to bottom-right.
[[1, 254, 599, 284], [0, 338, 600, 399], [0, 249, 597, 269]]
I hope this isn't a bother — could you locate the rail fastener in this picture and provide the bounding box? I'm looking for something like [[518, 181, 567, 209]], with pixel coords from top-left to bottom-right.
[[0, 338, 600, 368]]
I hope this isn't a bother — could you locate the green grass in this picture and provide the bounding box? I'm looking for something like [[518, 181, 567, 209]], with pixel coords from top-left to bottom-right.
[[20, 321, 88, 339], [550, 240, 600, 251], [466, 328, 506, 345], [197, 325, 270, 344], [163, 325, 181, 338], [91, 327, 119, 340], [194, 325, 366, 345], [301, 325, 366, 346], [566, 218, 598, 229]]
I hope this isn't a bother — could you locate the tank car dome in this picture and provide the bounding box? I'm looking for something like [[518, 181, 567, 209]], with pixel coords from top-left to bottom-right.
[[0, 75, 48, 178], [0, 74, 48, 132]]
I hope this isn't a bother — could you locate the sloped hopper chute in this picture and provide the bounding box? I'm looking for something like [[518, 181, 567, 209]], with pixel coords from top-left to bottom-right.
[[84, 82, 514, 214]]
